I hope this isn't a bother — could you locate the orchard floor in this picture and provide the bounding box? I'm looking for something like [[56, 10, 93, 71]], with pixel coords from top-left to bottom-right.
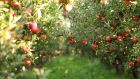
[[14, 55, 134, 79], [45, 55, 129, 79]]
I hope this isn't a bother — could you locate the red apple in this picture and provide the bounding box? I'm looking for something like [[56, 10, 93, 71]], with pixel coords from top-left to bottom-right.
[[105, 36, 111, 43], [28, 21, 40, 33], [133, 16, 139, 21], [24, 59, 31, 66], [81, 39, 87, 45], [31, 27, 40, 33], [137, 58, 140, 64], [68, 39, 76, 45], [117, 35, 123, 42], [131, 37, 138, 43], [11, 1, 20, 7], [128, 61, 134, 67], [122, 31, 129, 37], [28, 21, 38, 30], [92, 43, 98, 49]]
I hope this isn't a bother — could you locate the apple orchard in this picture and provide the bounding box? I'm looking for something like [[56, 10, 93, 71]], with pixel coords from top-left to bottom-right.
[[0, 0, 140, 79]]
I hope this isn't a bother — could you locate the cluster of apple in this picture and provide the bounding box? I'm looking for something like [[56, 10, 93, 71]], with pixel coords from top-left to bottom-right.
[[67, 33, 99, 49], [3, 0, 40, 33], [68, 31, 138, 49], [95, 13, 140, 44], [3, 0, 48, 40], [128, 58, 140, 67], [1, 0, 42, 66], [105, 33, 138, 43]]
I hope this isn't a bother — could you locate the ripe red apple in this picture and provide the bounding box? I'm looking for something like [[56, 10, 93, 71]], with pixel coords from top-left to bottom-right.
[[24, 59, 31, 66], [117, 35, 123, 42], [68, 39, 76, 45], [92, 44, 98, 49], [122, 31, 129, 37], [81, 39, 87, 45], [31, 27, 40, 33], [28, 21, 37, 29], [137, 58, 140, 64], [131, 37, 138, 43], [128, 61, 134, 67], [105, 36, 111, 43], [28, 21, 40, 33], [11, 1, 20, 7], [133, 16, 139, 21]]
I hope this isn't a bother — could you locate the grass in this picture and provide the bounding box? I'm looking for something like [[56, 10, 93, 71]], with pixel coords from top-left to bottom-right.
[[45, 55, 130, 79]]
